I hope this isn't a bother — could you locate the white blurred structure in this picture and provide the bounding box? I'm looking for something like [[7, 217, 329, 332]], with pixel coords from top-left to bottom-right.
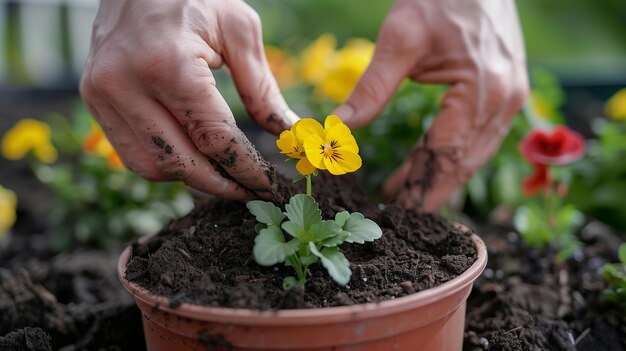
[[0, 0, 98, 87]]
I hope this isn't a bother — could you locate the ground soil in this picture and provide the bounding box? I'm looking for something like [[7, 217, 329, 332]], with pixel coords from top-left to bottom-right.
[[2, 176, 625, 350], [462, 222, 626, 351], [126, 173, 477, 309]]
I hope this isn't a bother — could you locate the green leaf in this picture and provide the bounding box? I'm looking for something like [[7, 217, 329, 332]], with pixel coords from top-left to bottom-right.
[[619, 243, 626, 265], [292, 174, 305, 183], [254, 223, 266, 234], [556, 205, 584, 236], [513, 204, 549, 250], [282, 276, 305, 290], [334, 211, 350, 227], [309, 243, 351, 286], [299, 255, 319, 266], [342, 212, 382, 244], [246, 201, 285, 226], [284, 194, 321, 232], [253, 226, 300, 266], [281, 221, 304, 239], [309, 220, 342, 242], [321, 231, 350, 248]]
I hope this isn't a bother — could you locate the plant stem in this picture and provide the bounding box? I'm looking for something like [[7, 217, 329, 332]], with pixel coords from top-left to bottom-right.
[[306, 175, 312, 196], [288, 254, 305, 281]]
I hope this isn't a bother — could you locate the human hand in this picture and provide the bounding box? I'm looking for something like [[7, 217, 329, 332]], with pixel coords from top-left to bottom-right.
[[334, 0, 529, 211], [80, 0, 298, 200]]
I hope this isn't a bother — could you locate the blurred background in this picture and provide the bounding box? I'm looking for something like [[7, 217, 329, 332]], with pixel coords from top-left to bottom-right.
[[1, 0, 625, 249]]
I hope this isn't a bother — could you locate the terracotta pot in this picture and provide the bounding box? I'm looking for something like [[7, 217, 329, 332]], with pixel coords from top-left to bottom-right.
[[119, 229, 487, 351]]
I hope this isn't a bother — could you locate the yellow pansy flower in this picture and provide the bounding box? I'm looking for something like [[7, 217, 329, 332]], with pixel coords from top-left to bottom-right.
[[265, 45, 296, 89], [300, 34, 337, 85], [1, 119, 58, 163], [0, 185, 17, 240], [84, 125, 125, 170], [318, 39, 374, 103], [276, 121, 316, 176], [605, 88, 626, 121], [302, 115, 362, 175]]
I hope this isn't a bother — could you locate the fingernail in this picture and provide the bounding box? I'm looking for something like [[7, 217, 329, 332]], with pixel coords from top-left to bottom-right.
[[284, 109, 300, 126]]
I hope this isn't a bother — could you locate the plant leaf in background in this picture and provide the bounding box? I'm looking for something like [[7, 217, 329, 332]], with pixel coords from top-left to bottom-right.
[[1, 104, 194, 249]]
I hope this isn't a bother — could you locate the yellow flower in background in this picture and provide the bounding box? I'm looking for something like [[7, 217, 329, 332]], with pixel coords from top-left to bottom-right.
[[302, 115, 361, 175], [0, 185, 17, 240], [265, 45, 296, 89], [530, 91, 558, 121], [605, 88, 626, 121], [300, 33, 337, 85], [84, 125, 125, 170], [276, 121, 316, 176], [318, 39, 374, 103], [1, 119, 58, 163]]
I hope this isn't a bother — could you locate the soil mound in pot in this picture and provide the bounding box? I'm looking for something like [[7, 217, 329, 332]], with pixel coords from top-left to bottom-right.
[[126, 173, 477, 310]]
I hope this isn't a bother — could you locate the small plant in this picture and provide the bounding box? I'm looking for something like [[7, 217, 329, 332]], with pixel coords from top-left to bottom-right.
[[513, 126, 586, 260], [247, 115, 382, 289], [0, 107, 193, 249], [601, 243, 626, 313]]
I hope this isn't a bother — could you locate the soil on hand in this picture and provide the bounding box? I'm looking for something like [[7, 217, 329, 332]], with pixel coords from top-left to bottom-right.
[[126, 173, 477, 309]]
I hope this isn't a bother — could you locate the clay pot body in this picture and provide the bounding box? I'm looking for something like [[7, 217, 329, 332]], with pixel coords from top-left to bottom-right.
[[119, 234, 487, 351]]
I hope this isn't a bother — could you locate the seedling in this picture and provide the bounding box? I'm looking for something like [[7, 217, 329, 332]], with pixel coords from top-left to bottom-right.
[[601, 243, 626, 313], [247, 115, 382, 289]]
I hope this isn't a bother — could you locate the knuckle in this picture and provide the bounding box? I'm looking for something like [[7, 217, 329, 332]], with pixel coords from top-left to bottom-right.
[[188, 122, 233, 156], [154, 151, 194, 181], [134, 45, 182, 84], [241, 7, 262, 31], [228, 7, 262, 45], [90, 64, 122, 97]]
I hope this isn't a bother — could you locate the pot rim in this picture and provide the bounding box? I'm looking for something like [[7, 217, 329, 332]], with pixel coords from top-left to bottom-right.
[[118, 224, 487, 326]]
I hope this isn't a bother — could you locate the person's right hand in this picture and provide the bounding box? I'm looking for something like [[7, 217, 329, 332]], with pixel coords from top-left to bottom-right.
[[80, 0, 298, 200]]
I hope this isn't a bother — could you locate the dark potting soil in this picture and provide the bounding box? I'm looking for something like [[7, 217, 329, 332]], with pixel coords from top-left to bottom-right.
[[126, 173, 477, 309], [0, 248, 146, 350], [0, 327, 51, 351], [463, 222, 626, 351]]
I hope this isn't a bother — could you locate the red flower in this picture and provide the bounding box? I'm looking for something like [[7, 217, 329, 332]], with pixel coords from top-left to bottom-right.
[[522, 164, 550, 196], [519, 126, 585, 165]]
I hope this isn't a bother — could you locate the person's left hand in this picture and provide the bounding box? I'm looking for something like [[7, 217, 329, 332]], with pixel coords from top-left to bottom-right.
[[334, 0, 529, 211]]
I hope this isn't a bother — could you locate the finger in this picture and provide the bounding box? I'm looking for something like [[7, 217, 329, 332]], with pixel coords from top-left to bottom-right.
[[384, 76, 525, 211], [80, 79, 173, 181], [220, 6, 299, 134], [143, 57, 275, 199], [90, 76, 254, 200], [332, 9, 426, 129]]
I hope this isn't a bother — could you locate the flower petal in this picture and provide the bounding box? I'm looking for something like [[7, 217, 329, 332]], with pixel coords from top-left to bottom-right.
[[324, 115, 344, 130], [296, 158, 316, 176], [294, 118, 325, 142], [276, 130, 302, 158], [303, 133, 327, 169], [324, 149, 362, 175], [326, 123, 359, 153]]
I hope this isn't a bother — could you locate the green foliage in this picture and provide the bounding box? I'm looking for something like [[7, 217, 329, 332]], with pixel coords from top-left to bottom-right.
[[513, 203, 583, 260], [601, 243, 626, 313], [247, 194, 382, 288], [567, 119, 626, 230], [34, 106, 193, 249]]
